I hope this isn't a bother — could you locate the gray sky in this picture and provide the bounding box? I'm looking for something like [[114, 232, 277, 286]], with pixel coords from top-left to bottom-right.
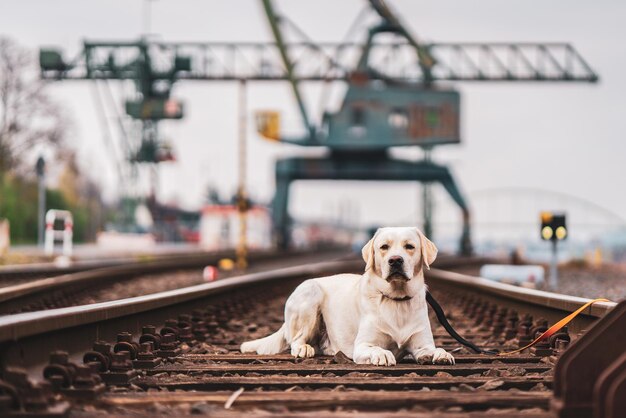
[[3, 0, 625, 239]]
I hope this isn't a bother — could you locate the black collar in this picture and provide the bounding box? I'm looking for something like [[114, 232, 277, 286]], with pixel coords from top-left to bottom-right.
[[382, 294, 413, 302]]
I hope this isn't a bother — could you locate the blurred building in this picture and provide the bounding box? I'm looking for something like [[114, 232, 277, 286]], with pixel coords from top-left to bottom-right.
[[199, 204, 271, 250]]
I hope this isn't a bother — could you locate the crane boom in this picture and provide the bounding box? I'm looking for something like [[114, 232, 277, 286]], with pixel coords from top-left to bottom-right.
[[367, 0, 435, 82], [40, 41, 598, 83], [260, 0, 313, 135]]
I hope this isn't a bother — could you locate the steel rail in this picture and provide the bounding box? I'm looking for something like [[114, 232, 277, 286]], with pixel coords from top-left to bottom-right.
[[0, 249, 335, 314], [426, 268, 616, 334], [0, 258, 123, 277], [0, 253, 227, 302], [0, 249, 236, 282]]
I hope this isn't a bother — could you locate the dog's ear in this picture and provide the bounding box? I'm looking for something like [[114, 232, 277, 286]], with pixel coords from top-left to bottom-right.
[[417, 228, 438, 270], [361, 230, 379, 272]]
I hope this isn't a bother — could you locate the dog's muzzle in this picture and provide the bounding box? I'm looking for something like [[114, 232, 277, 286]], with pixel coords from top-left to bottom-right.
[[386, 269, 409, 282], [386, 256, 409, 282]]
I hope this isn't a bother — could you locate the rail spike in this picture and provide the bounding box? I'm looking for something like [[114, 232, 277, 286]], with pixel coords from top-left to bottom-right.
[[1, 366, 72, 416]]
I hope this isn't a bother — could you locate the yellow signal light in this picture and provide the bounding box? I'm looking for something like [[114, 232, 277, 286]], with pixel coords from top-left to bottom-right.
[[555, 226, 567, 240], [542, 226, 553, 240], [541, 212, 553, 223]]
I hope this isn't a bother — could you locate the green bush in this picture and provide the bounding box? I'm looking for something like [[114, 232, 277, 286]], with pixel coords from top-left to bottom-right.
[[0, 175, 93, 244]]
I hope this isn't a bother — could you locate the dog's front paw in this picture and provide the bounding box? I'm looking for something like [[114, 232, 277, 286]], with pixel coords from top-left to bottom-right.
[[432, 348, 455, 365], [358, 347, 396, 366], [291, 343, 315, 358], [414, 348, 455, 365]]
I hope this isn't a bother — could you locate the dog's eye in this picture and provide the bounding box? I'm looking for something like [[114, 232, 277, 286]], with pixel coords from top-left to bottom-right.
[[404, 244, 415, 250], [380, 244, 389, 250]]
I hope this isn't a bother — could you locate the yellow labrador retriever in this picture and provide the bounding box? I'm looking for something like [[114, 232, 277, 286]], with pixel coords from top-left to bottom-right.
[[241, 227, 455, 366]]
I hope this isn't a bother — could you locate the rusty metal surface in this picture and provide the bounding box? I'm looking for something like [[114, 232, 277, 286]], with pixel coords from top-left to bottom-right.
[[145, 361, 552, 376], [100, 390, 553, 410], [552, 300, 626, 418], [593, 351, 626, 418]]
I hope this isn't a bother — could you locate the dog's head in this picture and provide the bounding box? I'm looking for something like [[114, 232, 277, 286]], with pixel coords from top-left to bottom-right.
[[361, 227, 437, 283]]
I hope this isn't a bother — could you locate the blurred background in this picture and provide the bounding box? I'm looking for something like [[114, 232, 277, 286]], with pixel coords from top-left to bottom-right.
[[0, 0, 624, 264]]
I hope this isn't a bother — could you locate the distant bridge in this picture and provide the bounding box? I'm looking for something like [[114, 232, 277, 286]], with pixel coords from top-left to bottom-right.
[[425, 186, 626, 251]]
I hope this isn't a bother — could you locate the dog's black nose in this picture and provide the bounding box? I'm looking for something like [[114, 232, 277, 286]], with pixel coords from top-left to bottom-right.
[[388, 256, 403, 267]]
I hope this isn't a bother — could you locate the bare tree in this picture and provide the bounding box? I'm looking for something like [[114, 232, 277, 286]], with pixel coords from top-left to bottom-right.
[[0, 36, 69, 175]]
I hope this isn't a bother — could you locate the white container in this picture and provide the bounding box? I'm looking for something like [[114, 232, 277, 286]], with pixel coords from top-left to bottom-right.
[[96, 231, 156, 251], [479, 264, 545, 287]]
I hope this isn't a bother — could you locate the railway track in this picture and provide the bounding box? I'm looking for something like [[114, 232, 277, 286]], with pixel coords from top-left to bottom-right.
[[0, 255, 623, 417], [0, 248, 348, 315], [0, 257, 142, 287], [0, 250, 244, 287]]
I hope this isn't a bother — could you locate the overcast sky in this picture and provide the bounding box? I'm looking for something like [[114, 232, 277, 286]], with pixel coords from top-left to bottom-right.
[[3, 0, 625, 240]]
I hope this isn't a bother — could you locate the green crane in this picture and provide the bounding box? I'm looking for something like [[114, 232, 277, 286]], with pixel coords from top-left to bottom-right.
[[257, 0, 598, 253]]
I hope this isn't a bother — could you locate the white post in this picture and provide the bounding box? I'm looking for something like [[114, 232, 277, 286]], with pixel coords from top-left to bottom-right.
[[0, 219, 10, 255], [44, 210, 55, 256], [63, 217, 73, 256], [44, 210, 74, 257]]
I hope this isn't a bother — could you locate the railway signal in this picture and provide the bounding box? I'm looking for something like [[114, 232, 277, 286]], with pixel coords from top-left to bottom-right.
[[540, 211, 567, 290], [541, 212, 567, 241]]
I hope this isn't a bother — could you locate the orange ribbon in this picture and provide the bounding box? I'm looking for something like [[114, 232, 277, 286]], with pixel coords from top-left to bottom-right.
[[498, 298, 610, 356]]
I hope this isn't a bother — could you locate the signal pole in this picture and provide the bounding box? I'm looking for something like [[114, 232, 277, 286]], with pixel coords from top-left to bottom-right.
[[36, 156, 46, 248], [550, 239, 558, 290]]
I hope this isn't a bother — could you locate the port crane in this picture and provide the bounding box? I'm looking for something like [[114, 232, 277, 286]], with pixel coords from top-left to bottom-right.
[[39, 0, 597, 252]]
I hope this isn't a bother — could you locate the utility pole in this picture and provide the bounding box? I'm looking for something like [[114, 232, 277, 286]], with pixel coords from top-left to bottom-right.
[[36, 156, 46, 247], [236, 80, 249, 270], [422, 149, 433, 238]]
